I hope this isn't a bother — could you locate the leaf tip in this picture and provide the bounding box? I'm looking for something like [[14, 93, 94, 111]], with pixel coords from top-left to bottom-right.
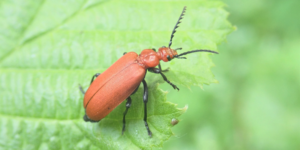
[[183, 105, 188, 112]]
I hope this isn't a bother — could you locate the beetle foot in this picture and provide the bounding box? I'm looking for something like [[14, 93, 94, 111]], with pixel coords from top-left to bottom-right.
[[122, 125, 126, 135], [171, 84, 179, 91], [174, 86, 180, 91], [148, 130, 152, 137]]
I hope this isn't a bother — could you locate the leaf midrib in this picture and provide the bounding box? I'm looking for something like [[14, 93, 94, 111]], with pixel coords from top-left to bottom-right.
[[0, 108, 183, 121]]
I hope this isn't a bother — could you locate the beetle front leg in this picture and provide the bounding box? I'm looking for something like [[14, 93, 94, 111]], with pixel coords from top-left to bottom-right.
[[122, 97, 132, 134], [148, 64, 179, 90], [142, 79, 152, 137]]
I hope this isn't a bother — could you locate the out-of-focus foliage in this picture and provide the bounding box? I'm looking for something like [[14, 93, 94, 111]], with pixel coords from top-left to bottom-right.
[[159, 0, 300, 150]]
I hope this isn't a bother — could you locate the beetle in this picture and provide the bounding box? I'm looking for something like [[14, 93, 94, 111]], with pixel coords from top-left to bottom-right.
[[79, 6, 218, 137]]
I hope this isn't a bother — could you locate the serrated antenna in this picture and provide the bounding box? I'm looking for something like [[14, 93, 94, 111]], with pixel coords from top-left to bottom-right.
[[168, 6, 187, 48], [174, 49, 219, 59], [176, 50, 219, 57]]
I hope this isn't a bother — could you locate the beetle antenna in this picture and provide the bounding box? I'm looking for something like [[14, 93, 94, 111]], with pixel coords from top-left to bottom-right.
[[175, 56, 187, 59], [175, 50, 218, 58], [168, 6, 187, 48], [175, 47, 182, 50]]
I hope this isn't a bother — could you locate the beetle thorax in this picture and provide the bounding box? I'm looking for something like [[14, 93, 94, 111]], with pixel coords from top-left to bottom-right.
[[138, 49, 160, 69]]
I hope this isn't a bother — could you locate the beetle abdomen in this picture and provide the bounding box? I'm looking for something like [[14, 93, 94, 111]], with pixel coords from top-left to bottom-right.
[[84, 52, 146, 121]]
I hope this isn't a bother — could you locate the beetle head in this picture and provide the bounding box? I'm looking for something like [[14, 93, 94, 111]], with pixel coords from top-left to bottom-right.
[[158, 47, 219, 62], [157, 47, 178, 62]]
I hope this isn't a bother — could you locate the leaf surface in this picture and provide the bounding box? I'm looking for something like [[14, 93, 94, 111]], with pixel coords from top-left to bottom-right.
[[0, 0, 234, 149]]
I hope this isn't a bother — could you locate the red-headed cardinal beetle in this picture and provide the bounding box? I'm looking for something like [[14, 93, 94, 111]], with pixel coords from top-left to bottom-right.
[[79, 6, 218, 137]]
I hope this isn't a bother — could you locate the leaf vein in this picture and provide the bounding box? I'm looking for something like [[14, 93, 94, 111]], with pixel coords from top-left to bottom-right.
[[0, 0, 46, 62]]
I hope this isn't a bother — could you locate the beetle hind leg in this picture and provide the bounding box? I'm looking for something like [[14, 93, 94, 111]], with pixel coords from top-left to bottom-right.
[[122, 97, 132, 134], [142, 79, 152, 137], [122, 84, 140, 134], [121, 81, 153, 137]]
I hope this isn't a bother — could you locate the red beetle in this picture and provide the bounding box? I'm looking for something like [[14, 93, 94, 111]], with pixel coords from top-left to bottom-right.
[[79, 6, 218, 137]]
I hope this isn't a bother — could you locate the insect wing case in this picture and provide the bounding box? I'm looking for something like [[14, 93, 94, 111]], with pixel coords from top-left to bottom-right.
[[84, 52, 146, 121]]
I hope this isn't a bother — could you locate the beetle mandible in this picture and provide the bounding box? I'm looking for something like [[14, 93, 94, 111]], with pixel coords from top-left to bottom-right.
[[79, 6, 218, 137]]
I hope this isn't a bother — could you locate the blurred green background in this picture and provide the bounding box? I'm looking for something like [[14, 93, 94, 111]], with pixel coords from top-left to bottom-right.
[[158, 0, 300, 150]]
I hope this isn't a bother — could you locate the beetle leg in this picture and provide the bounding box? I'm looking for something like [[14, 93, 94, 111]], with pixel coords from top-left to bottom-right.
[[158, 64, 179, 90], [78, 85, 85, 94], [161, 67, 169, 72], [83, 114, 98, 123], [122, 97, 132, 134], [131, 84, 140, 95], [79, 73, 101, 94], [160, 72, 179, 91], [142, 79, 152, 137], [122, 84, 140, 134], [148, 64, 179, 90], [79, 73, 101, 123], [149, 67, 169, 72], [90, 73, 101, 84]]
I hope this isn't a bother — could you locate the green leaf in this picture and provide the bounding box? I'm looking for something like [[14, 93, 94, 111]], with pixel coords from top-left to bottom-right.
[[0, 0, 234, 149]]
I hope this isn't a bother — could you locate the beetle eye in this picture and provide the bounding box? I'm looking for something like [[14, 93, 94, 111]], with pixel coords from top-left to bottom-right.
[[167, 55, 171, 61]]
